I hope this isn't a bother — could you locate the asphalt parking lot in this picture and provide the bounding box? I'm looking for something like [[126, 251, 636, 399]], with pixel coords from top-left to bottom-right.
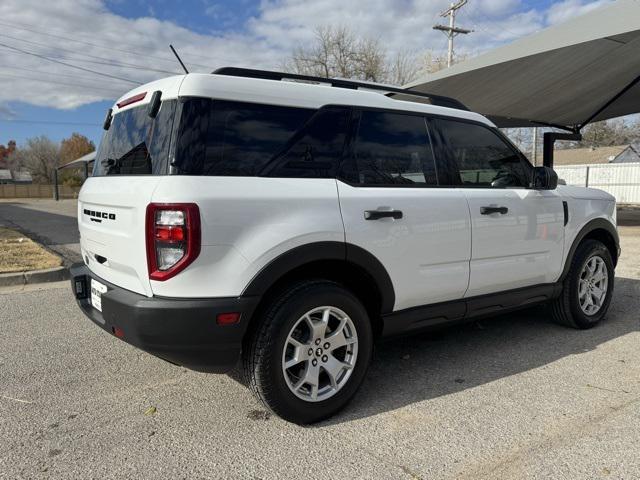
[[1, 202, 639, 479]]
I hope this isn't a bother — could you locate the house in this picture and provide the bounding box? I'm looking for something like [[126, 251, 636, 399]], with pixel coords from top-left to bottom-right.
[[611, 143, 640, 163], [0, 170, 34, 184], [12, 171, 33, 184], [0, 169, 11, 184], [553, 145, 630, 166]]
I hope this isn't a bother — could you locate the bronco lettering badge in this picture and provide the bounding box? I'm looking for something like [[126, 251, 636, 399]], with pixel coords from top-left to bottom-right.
[[84, 209, 116, 223]]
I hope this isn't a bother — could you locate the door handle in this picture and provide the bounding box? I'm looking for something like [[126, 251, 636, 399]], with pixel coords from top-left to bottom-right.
[[364, 210, 403, 220], [480, 206, 508, 215]]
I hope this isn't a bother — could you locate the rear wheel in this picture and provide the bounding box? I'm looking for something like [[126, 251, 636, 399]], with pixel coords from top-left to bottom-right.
[[243, 280, 373, 424], [551, 239, 614, 329]]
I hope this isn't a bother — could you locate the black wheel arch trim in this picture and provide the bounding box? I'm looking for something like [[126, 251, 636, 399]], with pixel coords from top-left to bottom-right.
[[241, 241, 396, 313], [560, 218, 619, 281]]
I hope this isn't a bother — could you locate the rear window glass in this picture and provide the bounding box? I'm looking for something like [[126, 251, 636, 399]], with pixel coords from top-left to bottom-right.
[[93, 100, 176, 176], [172, 99, 314, 176], [342, 110, 438, 186], [260, 106, 350, 178]]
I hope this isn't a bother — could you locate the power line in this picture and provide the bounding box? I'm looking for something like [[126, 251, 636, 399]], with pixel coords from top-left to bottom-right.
[[0, 20, 188, 65], [0, 33, 180, 76], [0, 41, 140, 85], [3, 65, 129, 84], [0, 19, 235, 70], [1, 47, 174, 78], [0, 119, 102, 126], [0, 73, 123, 95]]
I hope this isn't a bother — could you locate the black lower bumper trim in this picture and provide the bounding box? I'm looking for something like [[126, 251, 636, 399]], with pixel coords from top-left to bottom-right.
[[70, 263, 258, 373]]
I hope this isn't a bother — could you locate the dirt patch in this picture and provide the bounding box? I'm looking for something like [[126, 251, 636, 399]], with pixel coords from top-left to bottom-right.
[[0, 228, 62, 273]]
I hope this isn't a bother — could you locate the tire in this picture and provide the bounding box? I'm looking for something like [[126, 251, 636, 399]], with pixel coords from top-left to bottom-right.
[[551, 239, 614, 329], [243, 280, 373, 424]]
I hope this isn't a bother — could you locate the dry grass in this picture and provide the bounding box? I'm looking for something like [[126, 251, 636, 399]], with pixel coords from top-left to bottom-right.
[[0, 228, 62, 273]]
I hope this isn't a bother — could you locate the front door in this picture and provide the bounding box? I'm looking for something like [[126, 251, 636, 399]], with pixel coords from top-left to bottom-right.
[[430, 117, 565, 297]]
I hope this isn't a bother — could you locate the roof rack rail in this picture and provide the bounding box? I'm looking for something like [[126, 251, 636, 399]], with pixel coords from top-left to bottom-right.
[[212, 67, 468, 111]]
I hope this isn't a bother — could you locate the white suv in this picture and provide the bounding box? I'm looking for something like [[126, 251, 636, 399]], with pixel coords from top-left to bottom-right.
[[70, 68, 620, 423]]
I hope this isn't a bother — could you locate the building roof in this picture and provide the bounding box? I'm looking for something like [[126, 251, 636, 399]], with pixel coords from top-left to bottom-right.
[[12, 171, 33, 182], [553, 145, 629, 166], [405, 0, 640, 128], [611, 143, 640, 163]]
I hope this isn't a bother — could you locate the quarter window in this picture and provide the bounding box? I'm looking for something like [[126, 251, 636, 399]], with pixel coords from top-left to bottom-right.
[[173, 99, 314, 176], [345, 110, 438, 186], [433, 118, 529, 188]]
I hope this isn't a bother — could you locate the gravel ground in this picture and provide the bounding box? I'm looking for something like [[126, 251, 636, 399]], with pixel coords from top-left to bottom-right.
[[0, 209, 639, 479]]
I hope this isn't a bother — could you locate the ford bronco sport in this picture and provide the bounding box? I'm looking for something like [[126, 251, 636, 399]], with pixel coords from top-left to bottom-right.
[[70, 68, 619, 424]]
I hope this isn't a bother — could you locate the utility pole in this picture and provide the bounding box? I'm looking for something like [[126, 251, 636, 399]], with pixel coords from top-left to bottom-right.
[[433, 0, 472, 67], [532, 127, 538, 165]]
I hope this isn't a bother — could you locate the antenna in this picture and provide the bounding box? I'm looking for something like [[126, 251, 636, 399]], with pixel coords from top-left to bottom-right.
[[169, 44, 189, 74]]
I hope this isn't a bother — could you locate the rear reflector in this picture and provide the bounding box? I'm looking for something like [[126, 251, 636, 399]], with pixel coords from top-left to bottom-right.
[[216, 312, 241, 326], [117, 92, 147, 108], [112, 326, 125, 338]]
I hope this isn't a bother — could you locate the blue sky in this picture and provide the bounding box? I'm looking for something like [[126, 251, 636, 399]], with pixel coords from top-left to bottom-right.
[[0, 0, 615, 149]]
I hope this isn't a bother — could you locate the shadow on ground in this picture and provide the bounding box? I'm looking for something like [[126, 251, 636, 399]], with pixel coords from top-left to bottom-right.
[[323, 276, 640, 424], [229, 276, 640, 424]]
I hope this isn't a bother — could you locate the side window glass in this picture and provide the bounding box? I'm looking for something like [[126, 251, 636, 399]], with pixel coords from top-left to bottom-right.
[[261, 107, 350, 178], [173, 99, 314, 176], [348, 110, 438, 186], [434, 118, 529, 188]]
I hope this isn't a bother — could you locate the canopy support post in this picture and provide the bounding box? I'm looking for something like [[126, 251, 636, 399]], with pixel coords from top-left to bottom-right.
[[543, 131, 582, 168], [53, 169, 59, 201]]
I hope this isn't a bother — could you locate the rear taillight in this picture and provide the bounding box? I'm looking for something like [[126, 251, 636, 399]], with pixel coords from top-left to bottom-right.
[[145, 203, 200, 281]]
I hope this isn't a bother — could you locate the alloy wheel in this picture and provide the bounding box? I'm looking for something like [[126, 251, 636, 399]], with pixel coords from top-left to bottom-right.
[[281, 306, 358, 402], [578, 255, 609, 316]]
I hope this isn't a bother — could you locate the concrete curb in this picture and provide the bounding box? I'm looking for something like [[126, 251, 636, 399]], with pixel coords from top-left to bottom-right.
[[0, 266, 69, 287]]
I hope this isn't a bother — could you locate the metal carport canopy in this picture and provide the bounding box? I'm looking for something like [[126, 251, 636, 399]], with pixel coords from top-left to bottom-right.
[[58, 151, 95, 170], [404, 0, 640, 130]]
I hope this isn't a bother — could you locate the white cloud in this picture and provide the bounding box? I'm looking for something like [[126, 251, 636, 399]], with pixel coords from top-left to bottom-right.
[[0, 104, 17, 119], [0, 0, 613, 110], [545, 0, 614, 25]]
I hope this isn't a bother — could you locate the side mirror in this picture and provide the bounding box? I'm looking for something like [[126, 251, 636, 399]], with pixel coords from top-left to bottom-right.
[[532, 166, 558, 190]]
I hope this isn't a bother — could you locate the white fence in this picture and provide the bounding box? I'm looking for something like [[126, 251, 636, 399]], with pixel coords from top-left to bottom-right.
[[554, 162, 640, 204]]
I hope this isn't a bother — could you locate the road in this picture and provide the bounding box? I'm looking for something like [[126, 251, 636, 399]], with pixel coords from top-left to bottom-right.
[[0, 199, 80, 264], [0, 206, 639, 479]]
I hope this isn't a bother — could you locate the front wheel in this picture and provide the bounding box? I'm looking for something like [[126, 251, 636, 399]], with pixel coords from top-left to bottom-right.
[[551, 239, 614, 329], [243, 280, 373, 424]]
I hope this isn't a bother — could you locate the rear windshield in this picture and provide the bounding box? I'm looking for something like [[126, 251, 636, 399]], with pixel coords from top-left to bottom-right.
[[172, 99, 315, 176], [93, 100, 176, 176]]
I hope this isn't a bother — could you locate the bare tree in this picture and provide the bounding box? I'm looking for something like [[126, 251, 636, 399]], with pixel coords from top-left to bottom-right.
[[286, 26, 424, 85], [286, 26, 470, 87], [8, 136, 60, 184], [387, 51, 421, 86]]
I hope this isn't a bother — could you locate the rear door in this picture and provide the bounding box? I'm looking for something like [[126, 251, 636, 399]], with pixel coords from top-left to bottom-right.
[[79, 98, 177, 296], [337, 109, 471, 311], [431, 118, 565, 297]]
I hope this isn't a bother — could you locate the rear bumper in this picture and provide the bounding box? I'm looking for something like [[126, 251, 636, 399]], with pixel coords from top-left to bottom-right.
[[70, 263, 258, 373]]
